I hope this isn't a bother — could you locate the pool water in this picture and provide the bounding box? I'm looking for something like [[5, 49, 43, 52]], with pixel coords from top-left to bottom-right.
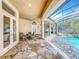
[[63, 37, 79, 49]]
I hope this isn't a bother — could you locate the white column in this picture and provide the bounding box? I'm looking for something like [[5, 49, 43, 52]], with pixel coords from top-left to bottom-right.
[[53, 22, 56, 34], [49, 23, 51, 35], [42, 19, 44, 38]]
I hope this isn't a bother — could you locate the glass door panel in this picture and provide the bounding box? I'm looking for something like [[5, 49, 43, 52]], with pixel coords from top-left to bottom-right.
[[3, 16, 10, 48]]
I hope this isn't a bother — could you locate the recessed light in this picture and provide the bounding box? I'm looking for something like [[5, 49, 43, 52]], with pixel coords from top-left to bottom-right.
[[28, 3, 31, 7]]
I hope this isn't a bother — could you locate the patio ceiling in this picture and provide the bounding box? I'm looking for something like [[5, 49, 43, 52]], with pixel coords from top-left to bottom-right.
[[9, 0, 52, 19]]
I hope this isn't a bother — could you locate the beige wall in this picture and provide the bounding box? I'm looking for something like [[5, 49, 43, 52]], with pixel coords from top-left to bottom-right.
[[19, 18, 32, 34], [19, 18, 42, 35]]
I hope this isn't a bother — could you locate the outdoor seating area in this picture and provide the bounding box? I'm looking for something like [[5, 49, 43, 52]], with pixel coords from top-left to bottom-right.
[[19, 32, 32, 40], [19, 32, 42, 41]]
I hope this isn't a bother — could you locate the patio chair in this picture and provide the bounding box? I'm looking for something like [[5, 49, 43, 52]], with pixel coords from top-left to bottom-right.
[[26, 32, 32, 40]]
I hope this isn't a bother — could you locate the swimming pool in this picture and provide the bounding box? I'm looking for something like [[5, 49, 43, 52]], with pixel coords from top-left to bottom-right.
[[63, 37, 79, 49]]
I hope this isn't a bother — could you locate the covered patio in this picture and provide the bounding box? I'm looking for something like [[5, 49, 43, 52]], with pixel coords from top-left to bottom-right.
[[0, 0, 79, 59]]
